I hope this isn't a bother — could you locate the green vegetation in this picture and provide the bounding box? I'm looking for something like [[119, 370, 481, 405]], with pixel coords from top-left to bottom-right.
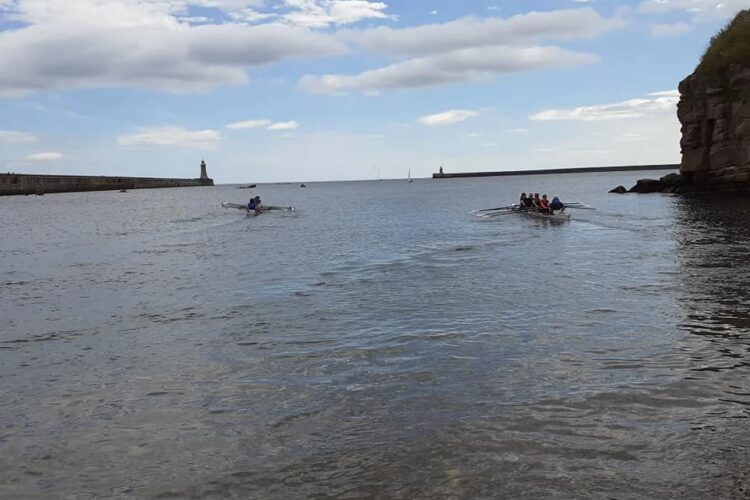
[[697, 10, 750, 77]]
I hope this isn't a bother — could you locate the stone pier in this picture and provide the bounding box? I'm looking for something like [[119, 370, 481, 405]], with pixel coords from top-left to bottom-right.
[[0, 162, 214, 196]]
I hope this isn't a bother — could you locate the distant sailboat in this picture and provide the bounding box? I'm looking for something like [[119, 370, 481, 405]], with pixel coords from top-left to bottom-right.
[[408, 169, 413, 183]]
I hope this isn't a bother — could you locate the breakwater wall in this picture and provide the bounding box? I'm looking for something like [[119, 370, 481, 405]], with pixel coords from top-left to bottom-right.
[[432, 164, 679, 179], [0, 173, 213, 196]]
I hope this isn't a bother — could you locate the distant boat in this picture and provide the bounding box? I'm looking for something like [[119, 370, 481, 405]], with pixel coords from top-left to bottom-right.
[[300, 184, 306, 188], [221, 202, 296, 212], [408, 170, 413, 183]]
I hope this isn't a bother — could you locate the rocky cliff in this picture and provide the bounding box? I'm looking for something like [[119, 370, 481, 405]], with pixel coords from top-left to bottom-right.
[[678, 10, 750, 189]]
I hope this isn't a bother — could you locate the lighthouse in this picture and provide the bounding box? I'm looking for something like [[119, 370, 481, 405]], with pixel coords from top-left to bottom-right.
[[198, 160, 214, 186]]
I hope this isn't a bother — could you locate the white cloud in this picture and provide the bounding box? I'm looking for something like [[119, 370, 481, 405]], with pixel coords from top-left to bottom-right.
[[530, 91, 679, 121], [0, 1, 346, 97], [267, 120, 300, 130], [301, 8, 620, 94], [342, 8, 625, 57], [226, 119, 299, 130], [117, 126, 221, 149], [300, 45, 598, 94], [24, 152, 63, 161], [648, 89, 680, 97], [651, 22, 691, 37], [280, 0, 393, 28], [639, 0, 749, 19], [226, 119, 272, 129], [508, 128, 529, 133], [418, 109, 479, 126], [0, 130, 38, 143], [227, 8, 277, 23]]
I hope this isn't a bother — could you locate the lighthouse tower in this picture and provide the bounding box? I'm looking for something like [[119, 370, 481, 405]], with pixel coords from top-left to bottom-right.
[[198, 160, 214, 186]]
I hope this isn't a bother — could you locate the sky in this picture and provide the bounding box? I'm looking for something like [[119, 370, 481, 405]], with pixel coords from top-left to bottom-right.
[[0, 0, 747, 183]]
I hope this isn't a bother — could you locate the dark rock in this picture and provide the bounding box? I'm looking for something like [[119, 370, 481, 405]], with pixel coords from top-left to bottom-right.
[[609, 185, 627, 194], [629, 178, 663, 193], [659, 173, 687, 187]]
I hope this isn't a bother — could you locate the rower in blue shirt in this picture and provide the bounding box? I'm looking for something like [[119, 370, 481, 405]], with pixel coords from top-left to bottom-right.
[[550, 196, 564, 213], [247, 198, 257, 212]]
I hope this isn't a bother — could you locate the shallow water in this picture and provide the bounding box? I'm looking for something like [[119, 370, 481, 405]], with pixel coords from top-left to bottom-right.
[[2, 172, 749, 499]]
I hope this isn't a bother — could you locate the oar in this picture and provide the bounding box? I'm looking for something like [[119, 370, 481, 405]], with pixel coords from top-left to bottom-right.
[[478, 208, 514, 214], [469, 205, 517, 214], [565, 206, 595, 210], [482, 212, 520, 218], [477, 208, 514, 215], [480, 210, 520, 218]]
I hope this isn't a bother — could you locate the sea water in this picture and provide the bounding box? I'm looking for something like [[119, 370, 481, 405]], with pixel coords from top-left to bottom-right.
[[1, 171, 749, 498]]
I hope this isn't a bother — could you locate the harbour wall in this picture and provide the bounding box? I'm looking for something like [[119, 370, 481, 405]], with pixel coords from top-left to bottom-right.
[[0, 173, 213, 196], [432, 164, 679, 179]]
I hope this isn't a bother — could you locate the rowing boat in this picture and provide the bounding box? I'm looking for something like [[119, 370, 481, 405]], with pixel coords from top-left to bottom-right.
[[474, 205, 571, 221], [221, 202, 296, 211], [514, 207, 570, 221]]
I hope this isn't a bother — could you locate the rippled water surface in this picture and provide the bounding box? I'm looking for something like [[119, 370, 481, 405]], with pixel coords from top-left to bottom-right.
[[2, 172, 750, 499]]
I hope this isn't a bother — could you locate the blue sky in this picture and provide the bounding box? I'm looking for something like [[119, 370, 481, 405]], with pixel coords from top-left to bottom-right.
[[0, 0, 746, 183]]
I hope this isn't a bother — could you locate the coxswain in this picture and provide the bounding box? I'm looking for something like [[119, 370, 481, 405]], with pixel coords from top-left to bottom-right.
[[550, 196, 564, 213]]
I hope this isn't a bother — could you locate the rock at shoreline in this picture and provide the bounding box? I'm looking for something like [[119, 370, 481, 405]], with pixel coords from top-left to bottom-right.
[[611, 172, 690, 194], [629, 179, 664, 193]]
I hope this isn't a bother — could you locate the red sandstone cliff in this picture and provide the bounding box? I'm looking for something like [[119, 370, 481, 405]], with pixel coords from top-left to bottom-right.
[[678, 11, 750, 188], [679, 65, 750, 186]]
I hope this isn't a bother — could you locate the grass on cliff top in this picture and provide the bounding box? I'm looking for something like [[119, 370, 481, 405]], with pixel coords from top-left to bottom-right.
[[697, 9, 750, 78]]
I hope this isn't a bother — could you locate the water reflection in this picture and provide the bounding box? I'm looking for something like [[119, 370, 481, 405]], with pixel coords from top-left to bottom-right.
[[671, 195, 750, 416], [673, 195, 750, 336]]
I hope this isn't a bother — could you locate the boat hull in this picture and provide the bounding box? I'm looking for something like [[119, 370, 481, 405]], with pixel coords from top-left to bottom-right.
[[222, 202, 295, 212], [516, 208, 570, 221]]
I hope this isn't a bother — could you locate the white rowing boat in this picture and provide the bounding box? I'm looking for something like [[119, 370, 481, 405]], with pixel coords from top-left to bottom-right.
[[474, 204, 572, 221], [514, 207, 570, 221], [221, 202, 296, 211]]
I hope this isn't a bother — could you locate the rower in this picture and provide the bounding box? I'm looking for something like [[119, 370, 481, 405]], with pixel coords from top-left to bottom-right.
[[519, 192, 528, 208], [254, 195, 262, 214], [247, 197, 257, 212], [532, 193, 541, 209], [550, 196, 564, 213], [524, 194, 534, 208], [539, 194, 551, 214]]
